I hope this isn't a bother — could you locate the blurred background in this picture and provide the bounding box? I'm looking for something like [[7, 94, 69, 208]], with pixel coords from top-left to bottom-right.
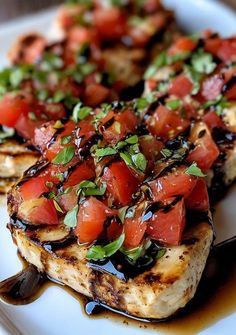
[[0, 0, 235, 22]]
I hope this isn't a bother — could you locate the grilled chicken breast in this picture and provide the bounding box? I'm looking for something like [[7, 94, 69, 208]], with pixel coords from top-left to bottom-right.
[[9, 221, 213, 319], [0, 139, 39, 194]]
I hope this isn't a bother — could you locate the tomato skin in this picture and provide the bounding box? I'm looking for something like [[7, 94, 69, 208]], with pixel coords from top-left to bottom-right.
[[148, 167, 197, 202], [100, 109, 138, 145], [225, 82, 236, 100], [147, 105, 189, 141], [20, 177, 49, 201], [203, 111, 225, 130], [185, 178, 209, 212], [33, 121, 57, 152], [139, 135, 163, 170], [63, 159, 95, 188], [168, 74, 193, 98], [101, 161, 139, 206], [201, 75, 224, 101], [93, 7, 127, 40], [59, 186, 78, 212], [19, 198, 58, 225], [187, 122, 220, 172], [45, 120, 76, 161], [169, 37, 197, 55], [124, 206, 147, 249], [83, 84, 110, 107], [0, 95, 31, 128], [107, 218, 123, 242], [75, 197, 116, 244], [205, 37, 236, 62], [146, 198, 186, 246]]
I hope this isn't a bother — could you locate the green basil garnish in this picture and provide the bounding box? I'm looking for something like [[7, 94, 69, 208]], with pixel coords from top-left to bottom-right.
[[185, 163, 206, 177], [87, 233, 125, 261], [64, 205, 78, 228], [52, 146, 75, 165]]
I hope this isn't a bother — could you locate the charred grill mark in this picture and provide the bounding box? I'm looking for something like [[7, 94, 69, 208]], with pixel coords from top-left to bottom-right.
[[43, 234, 77, 253]]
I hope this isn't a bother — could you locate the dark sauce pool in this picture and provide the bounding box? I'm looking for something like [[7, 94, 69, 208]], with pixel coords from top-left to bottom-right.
[[0, 237, 235, 334]]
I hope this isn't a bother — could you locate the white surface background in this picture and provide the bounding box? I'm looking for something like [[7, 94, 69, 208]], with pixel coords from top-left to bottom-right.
[[0, 0, 236, 334]]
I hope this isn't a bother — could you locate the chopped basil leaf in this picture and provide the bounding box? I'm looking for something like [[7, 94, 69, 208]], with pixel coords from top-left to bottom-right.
[[60, 135, 72, 145], [64, 205, 78, 228], [118, 206, 129, 223], [52, 146, 75, 165], [87, 233, 125, 261], [45, 181, 53, 188], [191, 49, 216, 74], [28, 112, 38, 121], [95, 147, 117, 157], [53, 90, 66, 103], [156, 248, 166, 259], [135, 97, 150, 112], [120, 245, 143, 264], [77, 180, 106, 197], [166, 99, 181, 110], [185, 163, 206, 177], [87, 245, 106, 261], [125, 135, 138, 144], [184, 65, 202, 95], [113, 121, 121, 134], [120, 151, 132, 166], [56, 173, 64, 182], [53, 199, 64, 213], [161, 148, 172, 158], [53, 120, 64, 129], [37, 89, 49, 101], [72, 102, 92, 122]]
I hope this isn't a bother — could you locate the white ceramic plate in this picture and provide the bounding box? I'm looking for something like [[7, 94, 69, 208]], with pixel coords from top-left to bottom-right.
[[0, 1, 236, 334]]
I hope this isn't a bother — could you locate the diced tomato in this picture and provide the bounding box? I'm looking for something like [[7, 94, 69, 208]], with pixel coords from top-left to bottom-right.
[[203, 111, 225, 129], [75, 197, 116, 244], [148, 166, 197, 202], [19, 198, 58, 225], [146, 105, 189, 141], [93, 7, 127, 40], [20, 176, 50, 201], [205, 37, 236, 62], [59, 186, 78, 212], [217, 39, 236, 63], [107, 218, 123, 242], [124, 205, 147, 249], [101, 161, 139, 206], [63, 159, 95, 188], [100, 109, 139, 145], [204, 38, 222, 55], [0, 95, 31, 128], [139, 135, 163, 170], [146, 197, 186, 246], [185, 178, 209, 212], [83, 84, 110, 107], [43, 103, 66, 120], [33, 121, 57, 152], [169, 37, 197, 55], [75, 118, 96, 150], [20, 165, 61, 201], [57, 4, 85, 30], [201, 75, 224, 101], [168, 74, 193, 98], [14, 113, 42, 139], [45, 120, 76, 161], [187, 122, 220, 172]]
